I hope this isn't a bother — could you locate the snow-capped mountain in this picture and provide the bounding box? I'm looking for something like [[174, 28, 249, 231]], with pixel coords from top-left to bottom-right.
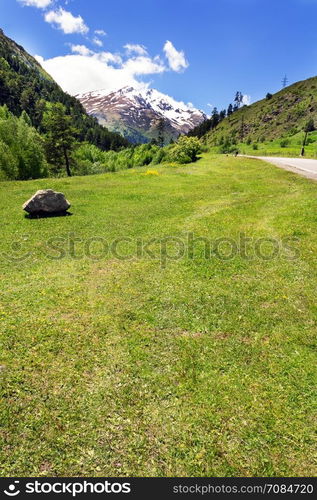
[[76, 86, 207, 144]]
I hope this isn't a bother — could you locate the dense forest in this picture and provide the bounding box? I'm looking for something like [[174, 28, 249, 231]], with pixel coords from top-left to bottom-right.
[[0, 28, 130, 179]]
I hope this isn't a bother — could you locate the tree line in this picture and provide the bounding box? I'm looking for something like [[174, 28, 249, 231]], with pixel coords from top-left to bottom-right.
[[188, 91, 245, 138], [0, 30, 129, 155], [0, 103, 202, 180]]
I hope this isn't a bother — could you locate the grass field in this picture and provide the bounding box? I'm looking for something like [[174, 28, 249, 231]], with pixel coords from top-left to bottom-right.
[[210, 131, 317, 159], [0, 154, 316, 477]]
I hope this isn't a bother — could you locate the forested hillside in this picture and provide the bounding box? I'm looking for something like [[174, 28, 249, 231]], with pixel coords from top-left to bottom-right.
[[0, 28, 129, 179], [198, 77, 317, 149]]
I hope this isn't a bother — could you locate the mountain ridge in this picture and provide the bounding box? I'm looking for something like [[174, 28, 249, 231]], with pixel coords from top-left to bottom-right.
[[77, 86, 207, 144]]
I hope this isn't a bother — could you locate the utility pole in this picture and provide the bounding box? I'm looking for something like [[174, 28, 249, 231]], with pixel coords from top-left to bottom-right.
[[300, 119, 315, 156], [282, 75, 288, 89], [300, 131, 308, 157], [240, 115, 245, 142]]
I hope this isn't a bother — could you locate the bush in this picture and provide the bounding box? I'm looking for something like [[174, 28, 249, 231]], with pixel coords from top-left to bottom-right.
[[306, 136, 317, 145], [280, 139, 289, 148], [200, 144, 209, 153], [169, 149, 192, 164], [151, 147, 167, 164], [0, 140, 18, 179], [168, 136, 202, 164], [252, 143, 258, 150], [218, 137, 237, 154], [0, 106, 47, 180], [72, 136, 203, 175], [133, 144, 157, 166]]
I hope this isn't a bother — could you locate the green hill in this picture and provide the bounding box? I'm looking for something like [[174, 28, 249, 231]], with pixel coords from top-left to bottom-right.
[[203, 76, 317, 149], [0, 28, 129, 151]]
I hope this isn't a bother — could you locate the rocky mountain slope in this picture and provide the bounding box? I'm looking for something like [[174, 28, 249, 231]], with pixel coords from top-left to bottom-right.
[[77, 86, 207, 143]]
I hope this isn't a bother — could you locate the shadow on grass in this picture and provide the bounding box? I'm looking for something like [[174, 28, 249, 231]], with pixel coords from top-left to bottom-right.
[[25, 211, 73, 219]]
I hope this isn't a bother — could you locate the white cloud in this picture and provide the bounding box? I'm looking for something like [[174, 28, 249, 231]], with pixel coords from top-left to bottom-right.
[[93, 37, 103, 47], [35, 36, 190, 98], [242, 94, 251, 106], [44, 7, 89, 34], [36, 48, 166, 96], [122, 55, 165, 76], [70, 44, 93, 56], [34, 54, 45, 64], [18, 0, 52, 7], [97, 52, 122, 65], [95, 29, 106, 36], [39, 55, 136, 95], [163, 40, 188, 72], [124, 44, 148, 56]]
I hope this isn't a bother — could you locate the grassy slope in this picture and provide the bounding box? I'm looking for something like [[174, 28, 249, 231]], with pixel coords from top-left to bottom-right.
[[0, 154, 316, 477], [210, 131, 317, 159], [205, 76, 317, 147], [228, 134, 317, 158]]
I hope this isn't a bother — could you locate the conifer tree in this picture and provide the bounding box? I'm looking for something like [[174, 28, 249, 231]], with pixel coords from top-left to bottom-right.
[[43, 103, 77, 177], [156, 118, 166, 147]]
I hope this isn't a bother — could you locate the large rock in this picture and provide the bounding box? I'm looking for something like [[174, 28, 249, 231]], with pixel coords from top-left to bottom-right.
[[23, 189, 71, 215]]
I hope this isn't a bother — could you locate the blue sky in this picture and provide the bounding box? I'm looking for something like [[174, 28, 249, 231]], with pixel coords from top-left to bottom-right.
[[2, 0, 317, 113]]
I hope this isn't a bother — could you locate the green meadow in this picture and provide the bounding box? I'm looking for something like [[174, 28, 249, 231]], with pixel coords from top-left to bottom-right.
[[210, 131, 317, 159], [0, 154, 316, 477]]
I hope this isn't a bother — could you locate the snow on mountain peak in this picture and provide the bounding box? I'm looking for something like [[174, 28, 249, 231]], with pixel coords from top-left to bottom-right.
[[77, 86, 207, 143]]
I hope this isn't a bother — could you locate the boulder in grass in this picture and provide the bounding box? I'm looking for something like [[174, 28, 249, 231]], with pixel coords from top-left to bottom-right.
[[23, 189, 71, 215]]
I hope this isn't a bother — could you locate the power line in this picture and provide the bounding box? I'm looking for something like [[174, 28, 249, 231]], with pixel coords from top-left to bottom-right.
[[282, 75, 288, 88]]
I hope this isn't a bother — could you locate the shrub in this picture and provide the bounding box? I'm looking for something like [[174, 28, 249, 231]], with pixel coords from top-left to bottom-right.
[[280, 139, 289, 148], [200, 144, 209, 153], [168, 136, 202, 164], [169, 149, 192, 164], [72, 136, 203, 175], [151, 147, 167, 164], [0, 140, 18, 179], [133, 144, 157, 166], [306, 136, 317, 145], [0, 106, 47, 180], [218, 137, 237, 154]]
